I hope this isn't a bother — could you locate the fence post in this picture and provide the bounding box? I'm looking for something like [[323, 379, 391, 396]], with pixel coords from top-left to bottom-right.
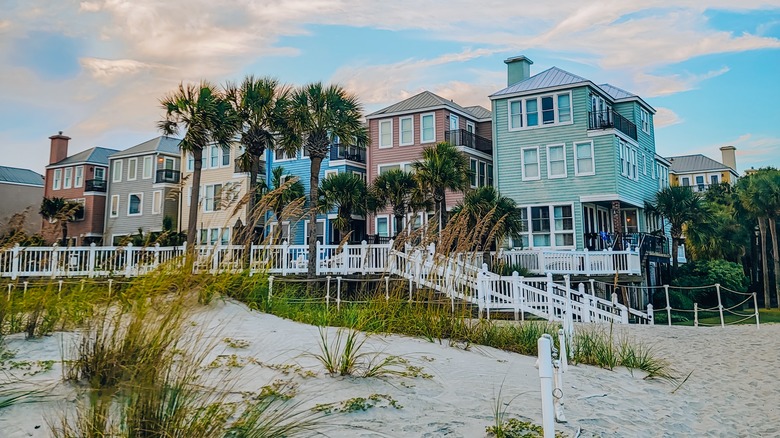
[[519, 276, 526, 322], [664, 285, 672, 326], [555, 329, 568, 423], [51, 243, 60, 278], [10, 243, 21, 280], [413, 250, 423, 287], [579, 283, 591, 323], [326, 276, 331, 309], [476, 271, 486, 319], [511, 271, 520, 321], [385, 276, 390, 301], [268, 276, 274, 301], [583, 248, 591, 276], [537, 335, 556, 438], [589, 278, 596, 297], [753, 293, 760, 329], [694, 302, 698, 327], [315, 240, 322, 276], [360, 240, 368, 274], [107, 279, 113, 300], [546, 273, 554, 321], [153, 243, 161, 270], [336, 276, 342, 312], [212, 244, 221, 273], [281, 241, 289, 276], [125, 243, 134, 278], [86, 243, 97, 278], [249, 242, 257, 276], [563, 275, 572, 328], [715, 283, 725, 328], [646, 303, 654, 325]]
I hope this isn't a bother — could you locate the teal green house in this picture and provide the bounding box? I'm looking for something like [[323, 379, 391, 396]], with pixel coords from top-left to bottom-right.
[[490, 56, 671, 254]]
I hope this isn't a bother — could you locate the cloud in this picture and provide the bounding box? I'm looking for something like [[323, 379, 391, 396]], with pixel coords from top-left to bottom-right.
[[80, 58, 155, 82], [685, 134, 780, 172], [0, 20, 11, 32], [634, 67, 730, 97], [653, 107, 683, 128], [79, 2, 102, 12]]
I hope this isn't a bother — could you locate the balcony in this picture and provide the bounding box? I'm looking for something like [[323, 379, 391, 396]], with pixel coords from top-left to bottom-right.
[[329, 144, 366, 163], [585, 232, 669, 256], [587, 110, 638, 141], [155, 169, 181, 184], [84, 179, 107, 192], [444, 129, 493, 154], [234, 159, 267, 181]]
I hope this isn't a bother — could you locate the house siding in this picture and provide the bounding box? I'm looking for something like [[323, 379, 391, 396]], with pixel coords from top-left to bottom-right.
[[42, 164, 109, 245]]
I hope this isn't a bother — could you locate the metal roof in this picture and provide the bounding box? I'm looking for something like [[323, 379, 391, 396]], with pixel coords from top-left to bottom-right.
[[367, 91, 491, 120], [490, 67, 590, 97], [463, 105, 492, 120], [599, 83, 636, 100], [51, 147, 120, 167], [0, 166, 44, 186], [110, 136, 181, 159], [666, 154, 735, 174]]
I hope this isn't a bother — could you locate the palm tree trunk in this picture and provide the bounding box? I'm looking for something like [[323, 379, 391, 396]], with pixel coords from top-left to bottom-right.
[[768, 217, 780, 308], [187, 148, 203, 249], [61, 222, 68, 246], [307, 156, 323, 278], [247, 157, 259, 236], [671, 236, 679, 274], [758, 217, 770, 308]]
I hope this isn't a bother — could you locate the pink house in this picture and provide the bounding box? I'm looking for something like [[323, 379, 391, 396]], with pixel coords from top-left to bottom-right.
[[365, 91, 493, 238]]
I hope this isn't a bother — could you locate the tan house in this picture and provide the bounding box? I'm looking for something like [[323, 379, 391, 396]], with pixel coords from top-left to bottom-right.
[[667, 146, 739, 192], [0, 166, 44, 236]]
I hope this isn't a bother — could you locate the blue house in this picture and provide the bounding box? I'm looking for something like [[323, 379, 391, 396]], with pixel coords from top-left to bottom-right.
[[264, 140, 367, 245], [490, 56, 671, 257]]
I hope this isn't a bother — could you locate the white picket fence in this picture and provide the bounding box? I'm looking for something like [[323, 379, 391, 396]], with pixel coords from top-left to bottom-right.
[[495, 247, 642, 276]]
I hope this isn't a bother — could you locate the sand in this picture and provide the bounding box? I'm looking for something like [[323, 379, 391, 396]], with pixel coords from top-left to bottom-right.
[[1, 299, 778, 437]]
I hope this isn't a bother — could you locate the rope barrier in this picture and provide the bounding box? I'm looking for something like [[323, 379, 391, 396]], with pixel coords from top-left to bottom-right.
[[724, 309, 756, 318], [723, 296, 754, 311], [725, 315, 757, 325], [719, 286, 755, 296]]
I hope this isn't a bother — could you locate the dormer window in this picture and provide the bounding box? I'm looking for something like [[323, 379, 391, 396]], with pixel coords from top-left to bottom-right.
[[508, 91, 572, 131]]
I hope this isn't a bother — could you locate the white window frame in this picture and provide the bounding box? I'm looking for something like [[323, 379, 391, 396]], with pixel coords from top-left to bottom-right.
[[74, 166, 83, 188], [640, 108, 650, 134], [52, 169, 61, 190], [521, 146, 541, 181], [204, 183, 222, 212], [268, 221, 291, 242], [222, 147, 230, 167], [375, 215, 390, 237], [574, 141, 595, 176], [378, 163, 401, 175], [110, 195, 120, 218], [209, 145, 220, 168], [152, 190, 162, 215], [546, 144, 567, 179], [420, 113, 436, 143], [70, 198, 86, 221], [63, 167, 72, 189], [187, 153, 194, 172], [508, 99, 523, 129], [325, 169, 338, 179], [94, 167, 105, 181], [517, 203, 576, 249], [128, 158, 138, 181], [112, 160, 122, 183], [378, 119, 393, 149], [304, 219, 326, 244], [127, 193, 143, 216], [274, 148, 296, 162], [143, 156, 153, 179], [399, 116, 414, 146], [470, 158, 478, 188], [508, 91, 573, 131]]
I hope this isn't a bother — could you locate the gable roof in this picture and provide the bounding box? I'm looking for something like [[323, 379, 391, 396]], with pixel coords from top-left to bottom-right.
[[490, 67, 590, 98], [463, 105, 492, 120], [666, 154, 736, 174], [110, 136, 181, 159], [50, 147, 120, 167], [0, 166, 44, 187], [367, 91, 491, 120], [599, 83, 636, 100]]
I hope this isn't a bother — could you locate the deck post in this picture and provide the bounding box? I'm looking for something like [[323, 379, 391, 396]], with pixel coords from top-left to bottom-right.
[[579, 283, 591, 323], [589, 278, 596, 297], [511, 271, 520, 321], [360, 240, 368, 274], [125, 243, 135, 278], [336, 276, 342, 311], [537, 335, 556, 438], [281, 241, 289, 276], [153, 243, 160, 271], [546, 273, 554, 321], [11, 244, 20, 280], [315, 240, 322, 276], [647, 303, 654, 325], [268, 276, 274, 300], [664, 285, 672, 326], [51, 243, 59, 278]]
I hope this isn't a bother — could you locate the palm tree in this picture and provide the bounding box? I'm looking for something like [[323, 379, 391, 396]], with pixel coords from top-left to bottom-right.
[[224, 76, 290, 231], [412, 142, 471, 232], [649, 185, 705, 274], [370, 169, 419, 236], [158, 82, 237, 247], [283, 83, 367, 276], [319, 172, 367, 242], [451, 186, 523, 252], [263, 166, 305, 225], [39, 197, 83, 246]]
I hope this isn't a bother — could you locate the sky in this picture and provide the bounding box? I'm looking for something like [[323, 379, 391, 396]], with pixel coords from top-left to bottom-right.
[[1, 1, 779, 175]]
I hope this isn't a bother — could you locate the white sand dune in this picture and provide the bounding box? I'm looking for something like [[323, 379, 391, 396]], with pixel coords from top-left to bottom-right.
[[1, 299, 777, 437]]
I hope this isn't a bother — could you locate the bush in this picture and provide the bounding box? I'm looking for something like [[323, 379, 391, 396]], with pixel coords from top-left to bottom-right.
[[672, 259, 749, 308]]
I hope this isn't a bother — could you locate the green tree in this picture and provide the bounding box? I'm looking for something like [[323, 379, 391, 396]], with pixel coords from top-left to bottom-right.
[[649, 186, 706, 274], [370, 169, 426, 236], [319, 172, 367, 241], [263, 166, 305, 225], [158, 82, 237, 247], [224, 76, 290, 231], [39, 197, 83, 246], [451, 186, 523, 252], [412, 142, 471, 232], [284, 83, 367, 276]]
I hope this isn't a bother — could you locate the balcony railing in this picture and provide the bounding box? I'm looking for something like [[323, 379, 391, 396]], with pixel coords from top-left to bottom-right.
[[585, 232, 669, 256], [84, 179, 106, 192], [587, 110, 638, 140], [155, 169, 181, 184], [444, 129, 493, 154], [329, 144, 366, 163]]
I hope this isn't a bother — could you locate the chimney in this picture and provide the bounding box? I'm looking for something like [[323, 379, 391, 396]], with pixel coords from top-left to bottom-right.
[[49, 131, 71, 165], [720, 145, 737, 171], [504, 55, 533, 87]]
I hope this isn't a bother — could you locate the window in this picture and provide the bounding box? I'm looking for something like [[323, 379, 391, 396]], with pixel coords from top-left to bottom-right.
[[631, 149, 638, 180], [110, 195, 119, 217], [378, 164, 401, 175], [352, 170, 366, 183], [522, 147, 540, 180], [112, 160, 122, 182], [325, 169, 338, 179], [526, 99, 538, 126], [74, 166, 83, 187], [640, 108, 650, 134], [210, 146, 219, 168], [517, 204, 575, 248], [681, 177, 690, 186], [478, 161, 486, 186], [541, 96, 555, 124], [379, 120, 392, 148], [221, 228, 230, 245], [53, 169, 61, 190], [222, 147, 230, 166], [143, 156, 153, 179], [128, 193, 142, 216], [64, 167, 72, 189], [508, 92, 572, 131], [209, 228, 219, 245], [470, 159, 478, 187], [531, 206, 550, 246], [399, 117, 413, 146], [643, 154, 648, 175], [302, 145, 309, 158], [546, 144, 566, 178], [152, 190, 162, 215], [711, 175, 719, 185], [376, 216, 389, 237], [574, 141, 594, 176], [94, 168, 105, 181], [204, 184, 222, 212], [695, 175, 705, 191], [557, 94, 571, 123], [128, 158, 137, 181], [421, 113, 435, 143], [509, 101, 523, 129], [268, 222, 290, 242], [305, 220, 325, 243], [275, 148, 295, 161], [619, 141, 638, 180], [553, 206, 574, 246], [487, 164, 494, 186], [619, 143, 627, 176], [71, 198, 85, 221], [187, 153, 194, 171]]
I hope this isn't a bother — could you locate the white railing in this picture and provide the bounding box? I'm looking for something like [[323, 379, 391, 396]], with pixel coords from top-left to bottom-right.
[[497, 247, 642, 276]]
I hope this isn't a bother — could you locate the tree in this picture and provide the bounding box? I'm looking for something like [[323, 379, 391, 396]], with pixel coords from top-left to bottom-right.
[[158, 82, 237, 247], [283, 83, 367, 277], [39, 197, 83, 246], [319, 172, 367, 242], [412, 142, 471, 232], [225, 76, 290, 231], [263, 166, 305, 226], [649, 186, 705, 274], [370, 169, 420, 236], [451, 186, 523, 252]]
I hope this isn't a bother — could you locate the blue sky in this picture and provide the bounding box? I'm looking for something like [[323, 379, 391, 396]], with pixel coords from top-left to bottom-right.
[[1, 1, 778, 174]]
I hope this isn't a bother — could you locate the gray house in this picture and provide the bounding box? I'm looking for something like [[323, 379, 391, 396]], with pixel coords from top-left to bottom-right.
[[104, 136, 182, 245], [0, 166, 44, 236]]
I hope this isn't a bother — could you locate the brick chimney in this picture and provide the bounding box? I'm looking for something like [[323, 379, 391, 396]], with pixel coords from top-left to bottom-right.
[[504, 55, 533, 87], [49, 131, 71, 165], [720, 145, 737, 171]]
